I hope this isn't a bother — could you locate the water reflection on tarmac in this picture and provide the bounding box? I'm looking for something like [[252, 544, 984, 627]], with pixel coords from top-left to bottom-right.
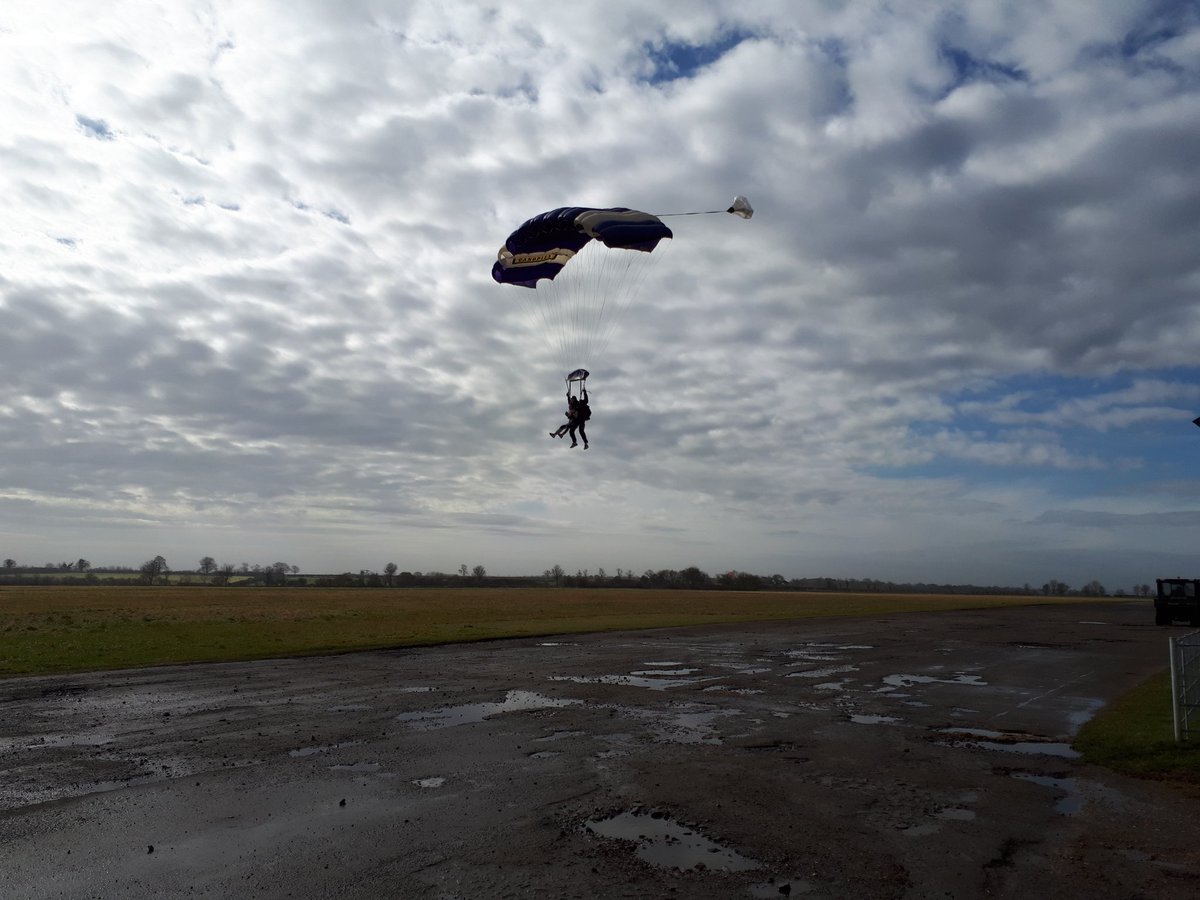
[[2, 601, 1197, 899]]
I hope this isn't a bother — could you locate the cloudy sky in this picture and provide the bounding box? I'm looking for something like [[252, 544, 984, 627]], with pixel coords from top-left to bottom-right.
[[2, 1, 1199, 590]]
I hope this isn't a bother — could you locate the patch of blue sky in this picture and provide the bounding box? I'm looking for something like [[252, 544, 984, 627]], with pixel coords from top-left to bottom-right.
[[1118, 0, 1199, 57], [939, 44, 1027, 87], [641, 29, 755, 85], [1081, 0, 1199, 78], [866, 368, 1200, 489], [75, 114, 114, 140], [932, 43, 1027, 102]]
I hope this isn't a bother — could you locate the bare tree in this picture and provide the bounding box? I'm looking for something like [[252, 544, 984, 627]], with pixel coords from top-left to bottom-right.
[[198, 556, 217, 577], [3, 559, 15, 570], [472, 565, 486, 580], [548, 564, 564, 586], [139, 555, 169, 585], [458, 563, 469, 577], [76, 558, 91, 573], [384, 562, 398, 586]]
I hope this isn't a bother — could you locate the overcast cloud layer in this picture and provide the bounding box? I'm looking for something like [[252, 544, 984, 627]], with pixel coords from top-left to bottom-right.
[[2, 1, 1199, 589]]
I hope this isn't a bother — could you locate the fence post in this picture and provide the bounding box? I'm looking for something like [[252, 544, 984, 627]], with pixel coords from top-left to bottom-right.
[[1171, 635, 1182, 743]]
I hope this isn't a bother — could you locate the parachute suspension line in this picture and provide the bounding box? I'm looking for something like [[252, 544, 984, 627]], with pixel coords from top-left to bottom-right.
[[513, 276, 564, 370], [589, 241, 668, 366]]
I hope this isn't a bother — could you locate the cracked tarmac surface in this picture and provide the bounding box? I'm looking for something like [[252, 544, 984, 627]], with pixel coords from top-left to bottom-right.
[[2, 600, 1198, 898]]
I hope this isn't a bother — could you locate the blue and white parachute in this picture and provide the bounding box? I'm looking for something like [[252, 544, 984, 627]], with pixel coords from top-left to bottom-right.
[[492, 198, 751, 381]]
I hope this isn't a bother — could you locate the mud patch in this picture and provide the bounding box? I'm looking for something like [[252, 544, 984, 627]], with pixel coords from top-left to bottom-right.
[[585, 810, 759, 872]]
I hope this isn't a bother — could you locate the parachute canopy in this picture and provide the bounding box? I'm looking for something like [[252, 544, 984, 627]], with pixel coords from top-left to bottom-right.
[[492, 207, 672, 289], [492, 198, 750, 380]]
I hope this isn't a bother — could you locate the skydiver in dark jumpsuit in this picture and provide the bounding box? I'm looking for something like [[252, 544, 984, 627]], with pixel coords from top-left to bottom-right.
[[568, 388, 590, 449]]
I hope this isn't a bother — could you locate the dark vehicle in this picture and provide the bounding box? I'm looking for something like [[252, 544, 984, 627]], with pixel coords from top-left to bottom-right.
[[1155, 578, 1200, 626]]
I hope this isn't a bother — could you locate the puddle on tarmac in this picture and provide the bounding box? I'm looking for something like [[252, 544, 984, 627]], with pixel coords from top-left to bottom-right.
[[528, 750, 560, 759], [413, 777, 445, 788], [714, 663, 772, 674], [786, 650, 842, 663], [815, 680, 851, 691], [585, 810, 759, 872], [394, 690, 580, 729], [663, 710, 739, 744], [937, 727, 1080, 758], [618, 706, 740, 745], [397, 686, 435, 693], [331, 761, 380, 772], [787, 665, 859, 679], [954, 739, 1080, 759], [1066, 699, 1106, 730], [883, 674, 988, 688], [631, 668, 700, 676], [940, 727, 1005, 739], [642, 661, 683, 666], [980, 741, 1079, 758], [1013, 773, 1082, 814], [850, 714, 900, 725], [550, 674, 717, 691]]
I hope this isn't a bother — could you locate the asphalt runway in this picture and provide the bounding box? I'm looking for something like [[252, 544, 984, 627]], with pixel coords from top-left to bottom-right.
[[2, 599, 1198, 898]]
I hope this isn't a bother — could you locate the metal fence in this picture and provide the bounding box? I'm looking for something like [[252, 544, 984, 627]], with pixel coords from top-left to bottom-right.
[[1170, 630, 1200, 742]]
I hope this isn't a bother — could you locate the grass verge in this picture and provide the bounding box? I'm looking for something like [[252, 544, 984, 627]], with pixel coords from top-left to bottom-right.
[[1074, 668, 1200, 787]]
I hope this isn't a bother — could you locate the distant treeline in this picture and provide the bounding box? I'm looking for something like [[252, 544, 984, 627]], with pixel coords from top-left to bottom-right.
[[0, 558, 1144, 597]]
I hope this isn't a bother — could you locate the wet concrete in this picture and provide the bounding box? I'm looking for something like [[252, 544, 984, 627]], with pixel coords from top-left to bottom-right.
[[1, 600, 1198, 898]]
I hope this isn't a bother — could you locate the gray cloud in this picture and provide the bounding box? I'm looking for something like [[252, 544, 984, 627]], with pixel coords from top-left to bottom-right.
[[0, 1, 1198, 588]]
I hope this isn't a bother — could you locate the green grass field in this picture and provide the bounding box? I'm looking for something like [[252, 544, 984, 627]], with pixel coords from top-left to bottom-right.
[[3, 584, 1189, 785], [0, 585, 1093, 676]]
